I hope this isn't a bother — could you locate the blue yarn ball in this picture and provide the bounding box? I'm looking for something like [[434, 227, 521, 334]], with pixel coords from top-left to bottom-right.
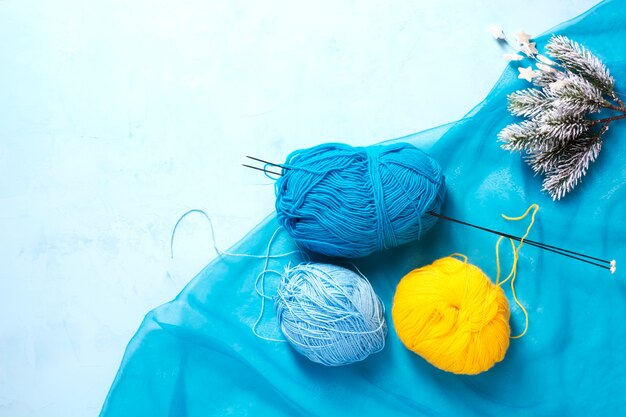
[[275, 142, 446, 258], [274, 263, 387, 366]]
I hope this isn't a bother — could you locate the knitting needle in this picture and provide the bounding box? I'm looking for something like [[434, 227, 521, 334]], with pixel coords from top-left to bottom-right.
[[242, 160, 616, 273], [428, 211, 615, 273], [428, 211, 609, 263], [241, 163, 283, 176], [246, 156, 291, 171]]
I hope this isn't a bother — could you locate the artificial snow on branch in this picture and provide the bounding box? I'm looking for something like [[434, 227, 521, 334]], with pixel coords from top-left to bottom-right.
[[491, 29, 626, 200], [546, 35, 614, 93]]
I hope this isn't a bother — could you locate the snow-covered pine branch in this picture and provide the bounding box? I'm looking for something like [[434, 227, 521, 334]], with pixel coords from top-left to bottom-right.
[[498, 120, 545, 152], [546, 35, 614, 94], [541, 129, 605, 200], [507, 88, 554, 118], [549, 73, 606, 113], [495, 32, 625, 200]]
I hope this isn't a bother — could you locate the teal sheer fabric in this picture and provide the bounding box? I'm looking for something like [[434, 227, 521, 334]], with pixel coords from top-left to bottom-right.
[[101, 1, 626, 415]]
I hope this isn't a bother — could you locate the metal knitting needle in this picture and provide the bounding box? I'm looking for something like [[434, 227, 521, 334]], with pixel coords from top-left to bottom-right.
[[241, 163, 283, 176], [246, 156, 291, 171], [242, 159, 616, 273], [428, 211, 610, 263], [428, 211, 615, 273]]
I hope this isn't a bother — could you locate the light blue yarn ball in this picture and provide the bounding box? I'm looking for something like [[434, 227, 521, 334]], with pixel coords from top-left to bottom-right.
[[275, 142, 446, 258], [274, 263, 387, 366]]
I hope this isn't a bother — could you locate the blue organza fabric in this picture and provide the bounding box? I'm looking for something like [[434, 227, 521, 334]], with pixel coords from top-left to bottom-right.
[[101, 1, 626, 415]]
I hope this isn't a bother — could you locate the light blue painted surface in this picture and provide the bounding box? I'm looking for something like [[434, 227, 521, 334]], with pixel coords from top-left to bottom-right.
[[0, 1, 600, 415]]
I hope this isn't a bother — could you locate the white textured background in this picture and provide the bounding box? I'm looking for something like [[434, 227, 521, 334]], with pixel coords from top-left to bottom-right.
[[0, 1, 599, 416]]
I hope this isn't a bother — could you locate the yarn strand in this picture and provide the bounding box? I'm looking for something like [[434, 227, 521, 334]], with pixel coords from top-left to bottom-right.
[[169, 209, 303, 342], [495, 203, 539, 339], [170, 209, 301, 260], [252, 228, 289, 343]]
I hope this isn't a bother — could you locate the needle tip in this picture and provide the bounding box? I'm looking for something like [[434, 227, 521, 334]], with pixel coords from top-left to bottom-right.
[[611, 260, 617, 274]]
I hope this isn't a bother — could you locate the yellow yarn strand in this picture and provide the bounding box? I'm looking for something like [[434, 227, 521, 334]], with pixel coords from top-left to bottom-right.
[[449, 253, 469, 263], [494, 203, 539, 339]]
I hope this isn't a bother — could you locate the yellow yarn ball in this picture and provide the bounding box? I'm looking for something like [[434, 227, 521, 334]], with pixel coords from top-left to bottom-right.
[[392, 256, 510, 375]]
